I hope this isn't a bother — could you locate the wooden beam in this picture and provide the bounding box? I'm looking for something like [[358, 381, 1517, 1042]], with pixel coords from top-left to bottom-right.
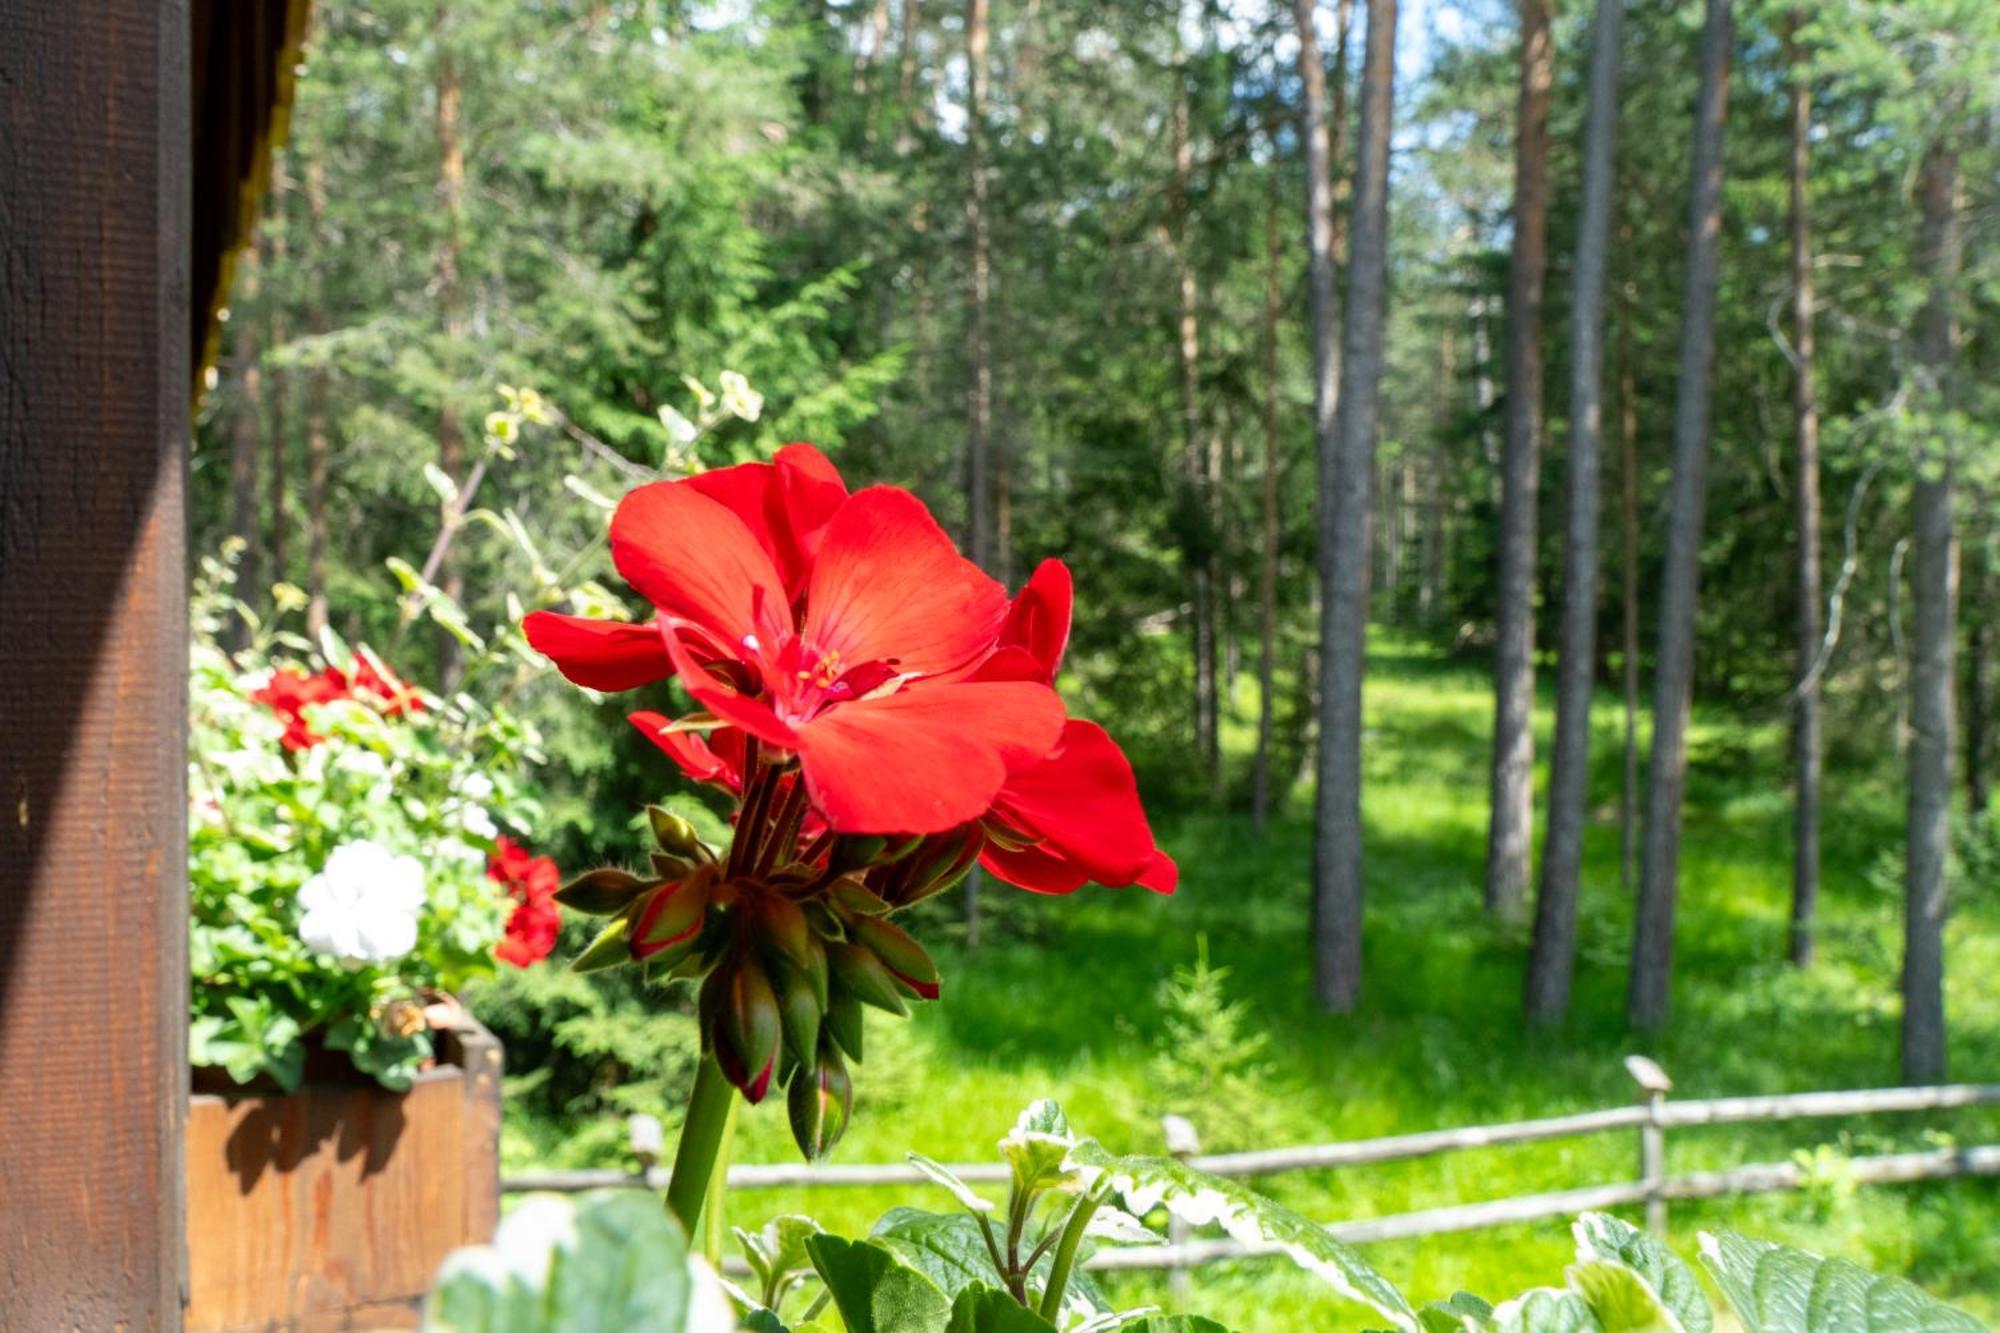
[[0, 3, 190, 1328]]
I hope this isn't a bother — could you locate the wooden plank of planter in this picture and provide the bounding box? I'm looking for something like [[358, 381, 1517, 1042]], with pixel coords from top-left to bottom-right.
[[185, 1019, 501, 1332], [0, 5, 190, 1329]]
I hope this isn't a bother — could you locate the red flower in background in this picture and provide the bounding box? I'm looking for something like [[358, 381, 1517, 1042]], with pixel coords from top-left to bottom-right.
[[252, 666, 351, 750], [490, 835, 562, 967], [349, 649, 425, 717]]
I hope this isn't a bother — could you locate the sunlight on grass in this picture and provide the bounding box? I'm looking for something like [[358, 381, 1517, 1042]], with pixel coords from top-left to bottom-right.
[[506, 633, 2000, 1327]]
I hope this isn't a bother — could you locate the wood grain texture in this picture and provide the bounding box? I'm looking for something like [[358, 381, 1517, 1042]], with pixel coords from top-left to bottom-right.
[[0, 3, 191, 1328], [185, 1022, 503, 1332]]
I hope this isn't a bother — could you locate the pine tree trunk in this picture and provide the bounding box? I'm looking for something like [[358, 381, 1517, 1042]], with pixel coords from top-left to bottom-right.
[[1969, 595, 1990, 818], [1785, 14, 1823, 968], [1314, 0, 1397, 1014], [1422, 323, 1454, 625], [1484, 0, 1555, 920], [434, 2, 467, 683], [304, 156, 332, 641], [1630, 0, 1733, 1033], [1168, 17, 1220, 789], [265, 190, 289, 589], [1618, 292, 1641, 897], [1526, 0, 1622, 1026], [963, 0, 992, 947], [1902, 140, 1959, 1086], [1253, 161, 1284, 837], [227, 242, 264, 651]]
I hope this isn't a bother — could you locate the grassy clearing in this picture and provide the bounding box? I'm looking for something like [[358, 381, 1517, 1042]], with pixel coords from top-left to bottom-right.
[[504, 636, 2000, 1328]]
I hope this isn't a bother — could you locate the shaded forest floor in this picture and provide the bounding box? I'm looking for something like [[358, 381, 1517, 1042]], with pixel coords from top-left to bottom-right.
[[505, 635, 2000, 1328]]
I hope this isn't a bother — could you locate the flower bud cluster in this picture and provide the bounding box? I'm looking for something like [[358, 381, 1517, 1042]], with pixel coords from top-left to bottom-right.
[[554, 761, 969, 1159]]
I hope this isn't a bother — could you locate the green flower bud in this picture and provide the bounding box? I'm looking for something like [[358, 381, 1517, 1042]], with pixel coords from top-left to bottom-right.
[[554, 867, 650, 916], [848, 916, 941, 1000], [649, 850, 699, 880], [711, 955, 781, 1103], [824, 987, 865, 1063], [755, 892, 813, 971], [827, 940, 908, 1016], [829, 877, 892, 917], [829, 835, 890, 874], [646, 805, 708, 858], [771, 961, 822, 1069], [787, 1042, 852, 1160], [631, 875, 711, 959], [570, 916, 634, 973]]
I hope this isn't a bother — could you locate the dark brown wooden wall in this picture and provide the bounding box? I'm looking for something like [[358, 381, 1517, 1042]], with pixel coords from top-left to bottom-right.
[[0, 3, 191, 1328]]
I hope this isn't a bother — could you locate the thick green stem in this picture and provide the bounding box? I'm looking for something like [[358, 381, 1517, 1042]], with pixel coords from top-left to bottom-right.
[[1037, 1186, 1105, 1323], [701, 1093, 738, 1265], [665, 1054, 736, 1234]]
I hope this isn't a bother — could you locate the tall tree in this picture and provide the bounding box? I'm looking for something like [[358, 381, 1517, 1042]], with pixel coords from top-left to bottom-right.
[[1902, 138, 1960, 1085], [303, 154, 332, 641], [1784, 13, 1823, 968], [1617, 284, 1640, 897], [1168, 12, 1221, 788], [1630, 0, 1734, 1032], [1483, 0, 1555, 919], [266, 186, 290, 589], [1253, 156, 1285, 838], [1526, 0, 1624, 1025], [1314, 0, 1397, 1013], [433, 0, 468, 680], [227, 240, 264, 646], [963, 0, 993, 947]]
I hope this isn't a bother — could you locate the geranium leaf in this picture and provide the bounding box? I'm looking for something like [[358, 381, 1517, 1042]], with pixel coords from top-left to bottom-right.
[[868, 1208, 1110, 1319], [1420, 1292, 1497, 1332], [804, 1234, 953, 1333], [1696, 1229, 1985, 1333], [909, 1152, 999, 1213], [1065, 1141, 1417, 1331], [1571, 1214, 1709, 1333], [1565, 1261, 1685, 1332], [1001, 1101, 1081, 1198], [1124, 1319, 1236, 1333], [424, 1192, 730, 1332], [942, 1286, 1061, 1333], [1488, 1288, 1602, 1333]]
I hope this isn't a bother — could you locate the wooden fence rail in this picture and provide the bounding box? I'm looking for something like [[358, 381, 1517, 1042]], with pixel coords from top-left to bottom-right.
[[503, 1059, 2000, 1273]]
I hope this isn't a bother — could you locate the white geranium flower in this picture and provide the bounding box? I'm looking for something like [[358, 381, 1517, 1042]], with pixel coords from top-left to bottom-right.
[[298, 840, 426, 967]]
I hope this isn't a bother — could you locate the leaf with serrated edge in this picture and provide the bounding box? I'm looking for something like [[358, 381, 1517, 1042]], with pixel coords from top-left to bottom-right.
[[868, 1208, 1109, 1320], [1420, 1292, 1496, 1333], [1697, 1229, 1984, 1333], [941, 1285, 1061, 1333], [1566, 1261, 1684, 1332], [1001, 1100, 1081, 1198], [1489, 1287, 1602, 1333], [804, 1234, 952, 1333], [1570, 1214, 1710, 1333], [1065, 1140, 1417, 1330], [909, 1152, 998, 1213], [1084, 1206, 1162, 1246]]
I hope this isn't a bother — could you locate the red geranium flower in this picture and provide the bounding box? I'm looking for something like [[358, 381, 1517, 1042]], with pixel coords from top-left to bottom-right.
[[251, 665, 352, 750], [530, 453, 1065, 835], [349, 648, 425, 717], [489, 835, 562, 966], [972, 560, 1177, 895]]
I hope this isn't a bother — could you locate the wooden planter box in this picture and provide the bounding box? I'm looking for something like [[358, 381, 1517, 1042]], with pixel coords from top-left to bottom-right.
[[186, 1020, 503, 1332]]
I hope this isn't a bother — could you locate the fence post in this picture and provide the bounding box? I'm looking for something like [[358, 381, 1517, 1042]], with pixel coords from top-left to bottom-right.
[[630, 1112, 665, 1189], [1624, 1056, 1672, 1236], [1161, 1114, 1201, 1301]]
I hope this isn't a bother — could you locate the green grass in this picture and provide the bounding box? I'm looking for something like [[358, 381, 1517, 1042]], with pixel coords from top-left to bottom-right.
[[506, 634, 2000, 1329]]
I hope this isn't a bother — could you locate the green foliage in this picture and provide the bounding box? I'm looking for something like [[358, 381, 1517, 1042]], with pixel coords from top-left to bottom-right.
[[424, 1191, 730, 1332], [188, 551, 546, 1091], [1697, 1228, 1986, 1333], [1145, 939, 1276, 1151]]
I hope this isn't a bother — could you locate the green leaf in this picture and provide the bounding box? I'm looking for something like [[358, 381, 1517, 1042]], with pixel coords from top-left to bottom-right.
[[1420, 1294, 1497, 1332], [999, 1101, 1080, 1199], [1488, 1289, 1602, 1333], [1566, 1261, 1684, 1332], [942, 1286, 1060, 1333], [868, 1208, 1109, 1320], [1066, 1141, 1417, 1331], [425, 1191, 724, 1332], [1696, 1229, 1985, 1333], [909, 1152, 998, 1214], [804, 1234, 952, 1333], [737, 1311, 787, 1333], [1125, 1319, 1236, 1333], [1571, 1214, 1710, 1333]]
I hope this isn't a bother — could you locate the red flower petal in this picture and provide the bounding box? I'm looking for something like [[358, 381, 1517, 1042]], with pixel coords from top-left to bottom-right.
[[610, 481, 790, 650], [977, 841, 1094, 895], [1001, 559, 1073, 681], [684, 444, 848, 599], [803, 487, 1009, 678], [792, 680, 1064, 834], [658, 622, 802, 749], [987, 720, 1171, 891], [524, 612, 674, 691], [629, 710, 746, 790]]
